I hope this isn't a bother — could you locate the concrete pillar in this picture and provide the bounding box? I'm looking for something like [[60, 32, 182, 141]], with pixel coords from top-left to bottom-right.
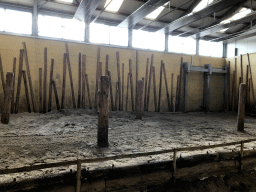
[[237, 83, 246, 132], [32, 0, 38, 36], [128, 27, 133, 48], [165, 33, 169, 52]]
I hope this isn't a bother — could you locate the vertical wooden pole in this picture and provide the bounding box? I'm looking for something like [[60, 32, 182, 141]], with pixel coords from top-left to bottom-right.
[[61, 53, 66, 109], [240, 141, 244, 170], [39, 68, 43, 113], [237, 83, 246, 132], [248, 78, 251, 107], [43, 48, 47, 113], [95, 47, 100, 109], [77, 53, 82, 108], [126, 73, 130, 111], [98, 76, 109, 147], [146, 55, 154, 111], [97, 62, 102, 112], [158, 61, 163, 112], [245, 65, 249, 108], [108, 71, 114, 111], [171, 73, 174, 112], [48, 59, 54, 112], [22, 42, 37, 112], [82, 55, 86, 109], [175, 75, 180, 112], [173, 149, 177, 178], [136, 80, 144, 119], [65, 43, 76, 108], [129, 59, 134, 111], [85, 74, 92, 109], [22, 70, 31, 113], [247, 53, 255, 104], [122, 63, 124, 111], [76, 159, 81, 192], [0, 54, 5, 92], [116, 52, 121, 111], [11, 57, 16, 114], [115, 82, 119, 111], [1, 72, 14, 124], [144, 58, 149, 111], [52, 80, 60, 110], [240, 54, 243, 83], [152, 66, 157, 112], [162, 63, 171, 112], [105, 55, 109, 76], [136, 51, 139, 108], [232, 71, 236, 112], [178, 57, 183, 111], [15, 49, 24, 114]]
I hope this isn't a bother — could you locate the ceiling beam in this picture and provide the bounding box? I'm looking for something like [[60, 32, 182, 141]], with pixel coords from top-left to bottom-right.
[[223, 26, 256, 43], [118, 0, 170, 28], [73, 0, 102, 22], [158, 0, 246, 34]]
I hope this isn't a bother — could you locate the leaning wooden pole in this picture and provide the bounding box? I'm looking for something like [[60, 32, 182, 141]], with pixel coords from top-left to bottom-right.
[[144, 58, 149, 111], [108, 71, 114, 111], [240, 54, 243, 83], [22, 70, 31, 113], [129, 59, 135, 111], [171, 73, 174, 112], [126, 73, 130, 111], [39, 68, 43, 113], [1, 72, 14, 124], [82, 55, 86, 108], [146, 55, 154, 111], [163, 63, 171, 111], [61, 53, 66, 109], [43, 48, 47, 113], [237, 83, 246, 132], [122, 63, 124, 111], [98, 76, 109, 147], [11, 57, 16, 114], [178, 57, 183, 111], [135, 51, 139, 108], [116, 52, 121, 111], [136, 80, 144, 120], [15, 49, 24, 114], [85, 74, 92, 109], [152, 66, 157, 112], [77, 53, 82, 108], [52, 80, 60, 110], [158, 61, 163, 112], [0, 54, 5, 92], [94, 47, 100, 109], [48, 59, 54, 112], [247, 53, 256, 105]]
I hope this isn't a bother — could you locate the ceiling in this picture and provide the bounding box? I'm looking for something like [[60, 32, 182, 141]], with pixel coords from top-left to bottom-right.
[[0, 0, 255, 42]]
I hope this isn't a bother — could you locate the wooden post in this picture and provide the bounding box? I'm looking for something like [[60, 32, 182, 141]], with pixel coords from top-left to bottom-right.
[[98, 76, 109, 147], [52, 80, 60, 110], [152, 66, 157, 112], [116, 52, 121, 111], [245, 65, 249, 109], [85, 74, 92, 109], [126, 73, 130, 111], [94, 47, 100, 109], [1, 72, 14, 124], [240, 54, 243, 83], [237, 83, 246, 132], [144, 58, 149, 111], [11, 58, 16, 114], [39, 68, 43, 113], [136, 80, 144, 119], [171, 73, 174, 112], [105, 55, 109, 76], [173, 149, 177, 178], [158, 61, 163, 112], [48, 59, 54, 112], [97, 62, 102, 112], [22, 71, 31, 113], [0, 54, 5, 92], [108, 71, 114, 111], [129, 59, 134, 111], [122, 63, 124, 111], [136, 51, 139, 108], [15, 49, 24, 114], [76, 159, 81, 192], [77, 53, 82, 108], [232, 71, 236, 112], [178, 57, 183, 111], [163, 63, 171, 112], [146, 55, 154, 111], [82, 55, 86, 109], [43, 48, 47, 113], [247, 53, 255, 105], [61, 53, 66, 109], [115, 82, 119, 111], [175, 75, 180, 112], [240, 141, 244, 170]]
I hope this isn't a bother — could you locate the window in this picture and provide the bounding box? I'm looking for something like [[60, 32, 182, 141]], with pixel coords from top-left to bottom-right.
[[133, 30, 150, 49], [168, 36, 196, 55], [0, 9, 32, 34], [90, 23, 110, 44], [38, 15, 84, 41], [148, 32, 165, 51], [110, 26, 128, 46], [200, 40, 223, 57]]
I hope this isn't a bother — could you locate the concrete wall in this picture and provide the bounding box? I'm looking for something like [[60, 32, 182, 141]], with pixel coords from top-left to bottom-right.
[[0, 34, 226, 112]]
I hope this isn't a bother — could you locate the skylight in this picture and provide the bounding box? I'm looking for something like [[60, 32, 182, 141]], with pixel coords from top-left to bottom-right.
[[105, 0, 124, 12], [57, 0, 73, 3], [219, 28, 229, 33], [145, 2, 168, 20], [192, 0, 214, 13], [221, 8, 252, 24]]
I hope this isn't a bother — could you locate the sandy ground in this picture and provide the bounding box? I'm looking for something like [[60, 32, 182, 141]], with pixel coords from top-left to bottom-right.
[[1, 109, 256, 184]]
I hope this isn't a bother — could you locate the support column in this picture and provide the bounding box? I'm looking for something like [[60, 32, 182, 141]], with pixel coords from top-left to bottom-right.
[[84, 14, 90, 42], [32, 0, 38, 36], [165, 33, 169, 52], [223, 42, 227, 58], [196, 38, 200, 55], [98, 76, 109, 147], [237, 83, 246, 132], [136, 80, 144, 119], [128, 27, 133, 48]]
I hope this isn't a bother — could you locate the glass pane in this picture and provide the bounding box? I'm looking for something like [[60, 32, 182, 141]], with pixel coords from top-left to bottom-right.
[[183, 37, 196, 55], [168, 36, 183, 53], [133, 30, 150, 49], [0, 8, 4, 31], [38, 15, 62, 38], [148, 32, 164, 51], [90, 23, 110, 44], [5, 9, 32, 34], [110, 26, 128, 46], [200, 40, 223, 57], [62, 18, 85, 41]]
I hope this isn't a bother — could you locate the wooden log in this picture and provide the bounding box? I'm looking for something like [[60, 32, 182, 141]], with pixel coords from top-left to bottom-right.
[[76, 160, 81, 192], [136, 80, 144, 119], [15, 49, 24, 114], [158, 61, 163, 112], [108, 71, 114, 111], [231, 71, 236, 112], [240, 54, 243, 83], [82, 55, 86, 109], [136, 51, 139, 108], [52, 80, 60, 110], [1, 72, 14, 124], [105, 54, 109, 76], [162, 63, 171, 112], [43, 48, 47, 113], [97, 62, 102, 112], [122, 63, 124, 111], [94, 47, 100, 109], [85, 74, 92, 109], [98, 75, 109, 147], [48, 59, 54, 112], [175, 75, 180, 112], [0, 54, 5, 92], [115, 82, 119, 111], [11, 57, 16, 114], [248, 78, 251, 107], [173, 149, 177, 177], [65, 43, 76, 108], [144, 58, 149, 111], [178, 57, 183, 111], [146, 55, 154, 111], [245, 65, 249, 108], [39, 68, 43, 113], [152, 66, 157, 112], [22, 70, 31, 113], [237, 83, 246, 132], [247, 53, 255, 104], [61, 53, 66, 109], [171, 73, 174, 112], [129, 59, 134, 111], [116, 52, 121, 111], [22, 42, 37, 113], [77, 53, 82, 108], [126, 73, 130, 111]]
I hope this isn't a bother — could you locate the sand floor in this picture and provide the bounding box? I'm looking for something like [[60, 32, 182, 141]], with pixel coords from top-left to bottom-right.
[[1, 109, 256, 183]]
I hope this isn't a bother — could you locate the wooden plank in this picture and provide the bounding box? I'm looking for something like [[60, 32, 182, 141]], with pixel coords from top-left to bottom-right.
[[43, 48, 47, 113], [61, 53, 66, 109], [108, 71, 114, 111], [82, 55, 86, 109], [126, 73, 130, 111], [115, 82, 119, 111], [65, 43, 76, 108], [136, 79, 144, 119], [98, 76, 109, 147], [240, 54, 243, 83], [237, 83, 246, 132], [22, 42, 37, 113], [136, 51, 139, 108], [146, 55, 154, 111], [144, 58, 149, 111], [77, 53, 82, 108], [1, 72, 14, 124], [231, 71, 236, 112], [152, 66, 157, 112], [39, 68, 43, 113], [76, 160, 81, 192], [163, 63, 171, 112], [22, 70, 31, 113], [94, 47, 100, 109], [15, 49, 24, 114], [48, 59, 54, 112], [85, 74, 92, 109], [0, 54, 5, 92], [52, 80, 60, 110], [129, 59, 134, 111], [105, 54, 109, 76], [122, 63, 124, 111], [11, 57, 16, 114], [116, 52, 121, 111], [158, 61, 163, 112], [171, 73, 174, 112], [177, 57, 183, 111], [175, 75, 180, 112], [247, 53, 256, 105]]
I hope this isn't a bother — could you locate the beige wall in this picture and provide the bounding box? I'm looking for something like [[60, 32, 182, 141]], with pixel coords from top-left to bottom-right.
[[0, 34, 226, 112]]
